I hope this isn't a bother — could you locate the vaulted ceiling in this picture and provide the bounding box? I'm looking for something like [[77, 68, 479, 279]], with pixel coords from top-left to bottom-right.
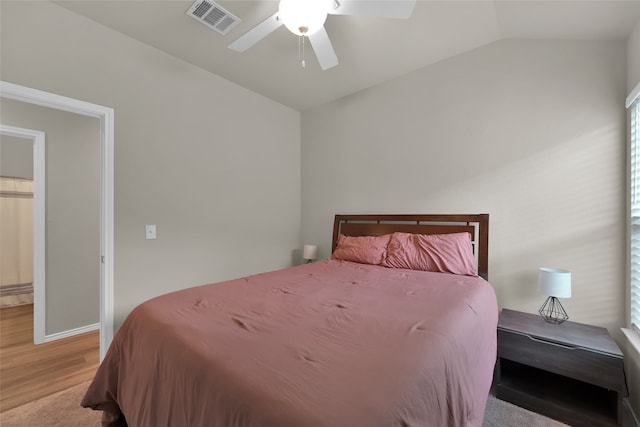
[[55, 0, 640, 111]]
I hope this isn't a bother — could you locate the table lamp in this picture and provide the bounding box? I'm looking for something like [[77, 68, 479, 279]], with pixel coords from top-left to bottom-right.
[[538, 267, 571, 324], [303, 244, 318, 263]]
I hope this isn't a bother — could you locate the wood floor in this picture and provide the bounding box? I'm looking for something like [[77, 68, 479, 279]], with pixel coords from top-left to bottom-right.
[[0, 303, 99, 412]]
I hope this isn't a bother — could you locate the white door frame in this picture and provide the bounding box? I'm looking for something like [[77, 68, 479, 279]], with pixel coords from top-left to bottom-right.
[[0, 125, 46, 343], [0, 81, 114, 360]]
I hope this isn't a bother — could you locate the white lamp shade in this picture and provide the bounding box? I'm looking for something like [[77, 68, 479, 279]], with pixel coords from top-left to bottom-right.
[[303, 244, 318, 260], [279, 0, 329, 36], [538, 267, 571, 298]]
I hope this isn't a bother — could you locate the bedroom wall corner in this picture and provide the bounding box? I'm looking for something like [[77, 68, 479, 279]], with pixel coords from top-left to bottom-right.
[[0, 1, 301, 331], [301, 39, 627, 341]]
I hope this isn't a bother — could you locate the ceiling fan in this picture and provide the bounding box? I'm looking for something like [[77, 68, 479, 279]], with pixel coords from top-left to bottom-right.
[[228, 0, 416, 71]]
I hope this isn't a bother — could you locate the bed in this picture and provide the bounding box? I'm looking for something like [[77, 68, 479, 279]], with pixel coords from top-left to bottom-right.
[[82, 214, 498, 427]]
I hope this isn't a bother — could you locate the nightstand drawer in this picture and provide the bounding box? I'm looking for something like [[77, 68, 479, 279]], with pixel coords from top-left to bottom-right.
[[498, 329, 625, 392]]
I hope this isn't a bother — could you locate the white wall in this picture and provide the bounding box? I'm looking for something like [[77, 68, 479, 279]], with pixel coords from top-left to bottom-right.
[[302, 39, 627, 339], [0, 135, 33, 179], [0, 1, 301, 330], [628, 18, 640, 92]]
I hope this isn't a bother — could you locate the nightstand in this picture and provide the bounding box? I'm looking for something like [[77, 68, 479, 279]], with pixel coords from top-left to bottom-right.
[[494, 309, 627, 427]]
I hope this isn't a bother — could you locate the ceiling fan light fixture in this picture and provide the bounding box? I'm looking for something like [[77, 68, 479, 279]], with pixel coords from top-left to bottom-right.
[[278, 0, 329, 36]]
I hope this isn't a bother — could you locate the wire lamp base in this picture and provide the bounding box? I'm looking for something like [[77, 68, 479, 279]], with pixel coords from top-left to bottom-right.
[[538, 296, 569, 324]]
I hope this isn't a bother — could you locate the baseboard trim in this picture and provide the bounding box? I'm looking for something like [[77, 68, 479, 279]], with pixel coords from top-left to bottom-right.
[[41, 322, 100, 343], [624, 398, 640, 427]]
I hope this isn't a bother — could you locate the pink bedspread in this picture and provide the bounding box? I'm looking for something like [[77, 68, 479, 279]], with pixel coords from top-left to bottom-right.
[[82, 260, 498, 427]]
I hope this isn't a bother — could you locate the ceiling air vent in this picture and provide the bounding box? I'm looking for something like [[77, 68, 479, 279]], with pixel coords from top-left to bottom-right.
[[186, 0, 240, 36]]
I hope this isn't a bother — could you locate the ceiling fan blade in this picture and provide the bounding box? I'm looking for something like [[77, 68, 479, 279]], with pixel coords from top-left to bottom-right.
[[228, 12, 282, 52], [308, 27, 338, 71], [328, 0, 416, 19]]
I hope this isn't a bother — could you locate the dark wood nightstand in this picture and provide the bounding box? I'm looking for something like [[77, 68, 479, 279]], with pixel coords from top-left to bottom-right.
[[494, 309, 627, 427]]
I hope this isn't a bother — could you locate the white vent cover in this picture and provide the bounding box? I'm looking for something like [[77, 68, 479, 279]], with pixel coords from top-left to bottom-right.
[[186, 0, 240, 36]]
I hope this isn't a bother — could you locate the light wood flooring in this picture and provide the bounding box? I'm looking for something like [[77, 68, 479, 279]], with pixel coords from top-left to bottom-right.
[[0, 303, 99, 412]]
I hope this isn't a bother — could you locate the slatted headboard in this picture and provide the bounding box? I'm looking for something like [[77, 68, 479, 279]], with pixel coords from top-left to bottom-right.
[[332, 214, 489, 280]]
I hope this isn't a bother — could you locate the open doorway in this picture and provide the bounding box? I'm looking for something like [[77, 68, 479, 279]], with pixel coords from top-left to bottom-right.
[[0, 81, 114, 360], [0, 103, 101, 342], [0, 81, 114, 410], [0, 122, 100, 412], [0, 126, 43, 338], [1, 137, 35, 308]]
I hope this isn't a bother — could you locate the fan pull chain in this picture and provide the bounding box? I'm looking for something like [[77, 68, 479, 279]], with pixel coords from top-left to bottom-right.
[[298, 35, 306, 68]]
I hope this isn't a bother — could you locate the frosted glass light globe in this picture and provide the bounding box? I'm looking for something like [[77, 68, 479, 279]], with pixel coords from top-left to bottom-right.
[[278, 0, 329, 36]]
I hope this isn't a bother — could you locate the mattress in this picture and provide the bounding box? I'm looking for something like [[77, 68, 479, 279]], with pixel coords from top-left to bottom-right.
[[82, 259, 498, 427]]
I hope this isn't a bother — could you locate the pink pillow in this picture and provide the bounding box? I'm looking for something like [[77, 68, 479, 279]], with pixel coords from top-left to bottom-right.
[[382, 232, 477, 276], [332, 234, 391, 265]]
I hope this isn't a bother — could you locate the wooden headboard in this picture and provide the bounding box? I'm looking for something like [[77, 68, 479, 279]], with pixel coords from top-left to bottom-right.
[[332, 214, 489, 280]]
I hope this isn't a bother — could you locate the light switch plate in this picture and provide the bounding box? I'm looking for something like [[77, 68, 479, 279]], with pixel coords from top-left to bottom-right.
[[145, 224, 157, 240]]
